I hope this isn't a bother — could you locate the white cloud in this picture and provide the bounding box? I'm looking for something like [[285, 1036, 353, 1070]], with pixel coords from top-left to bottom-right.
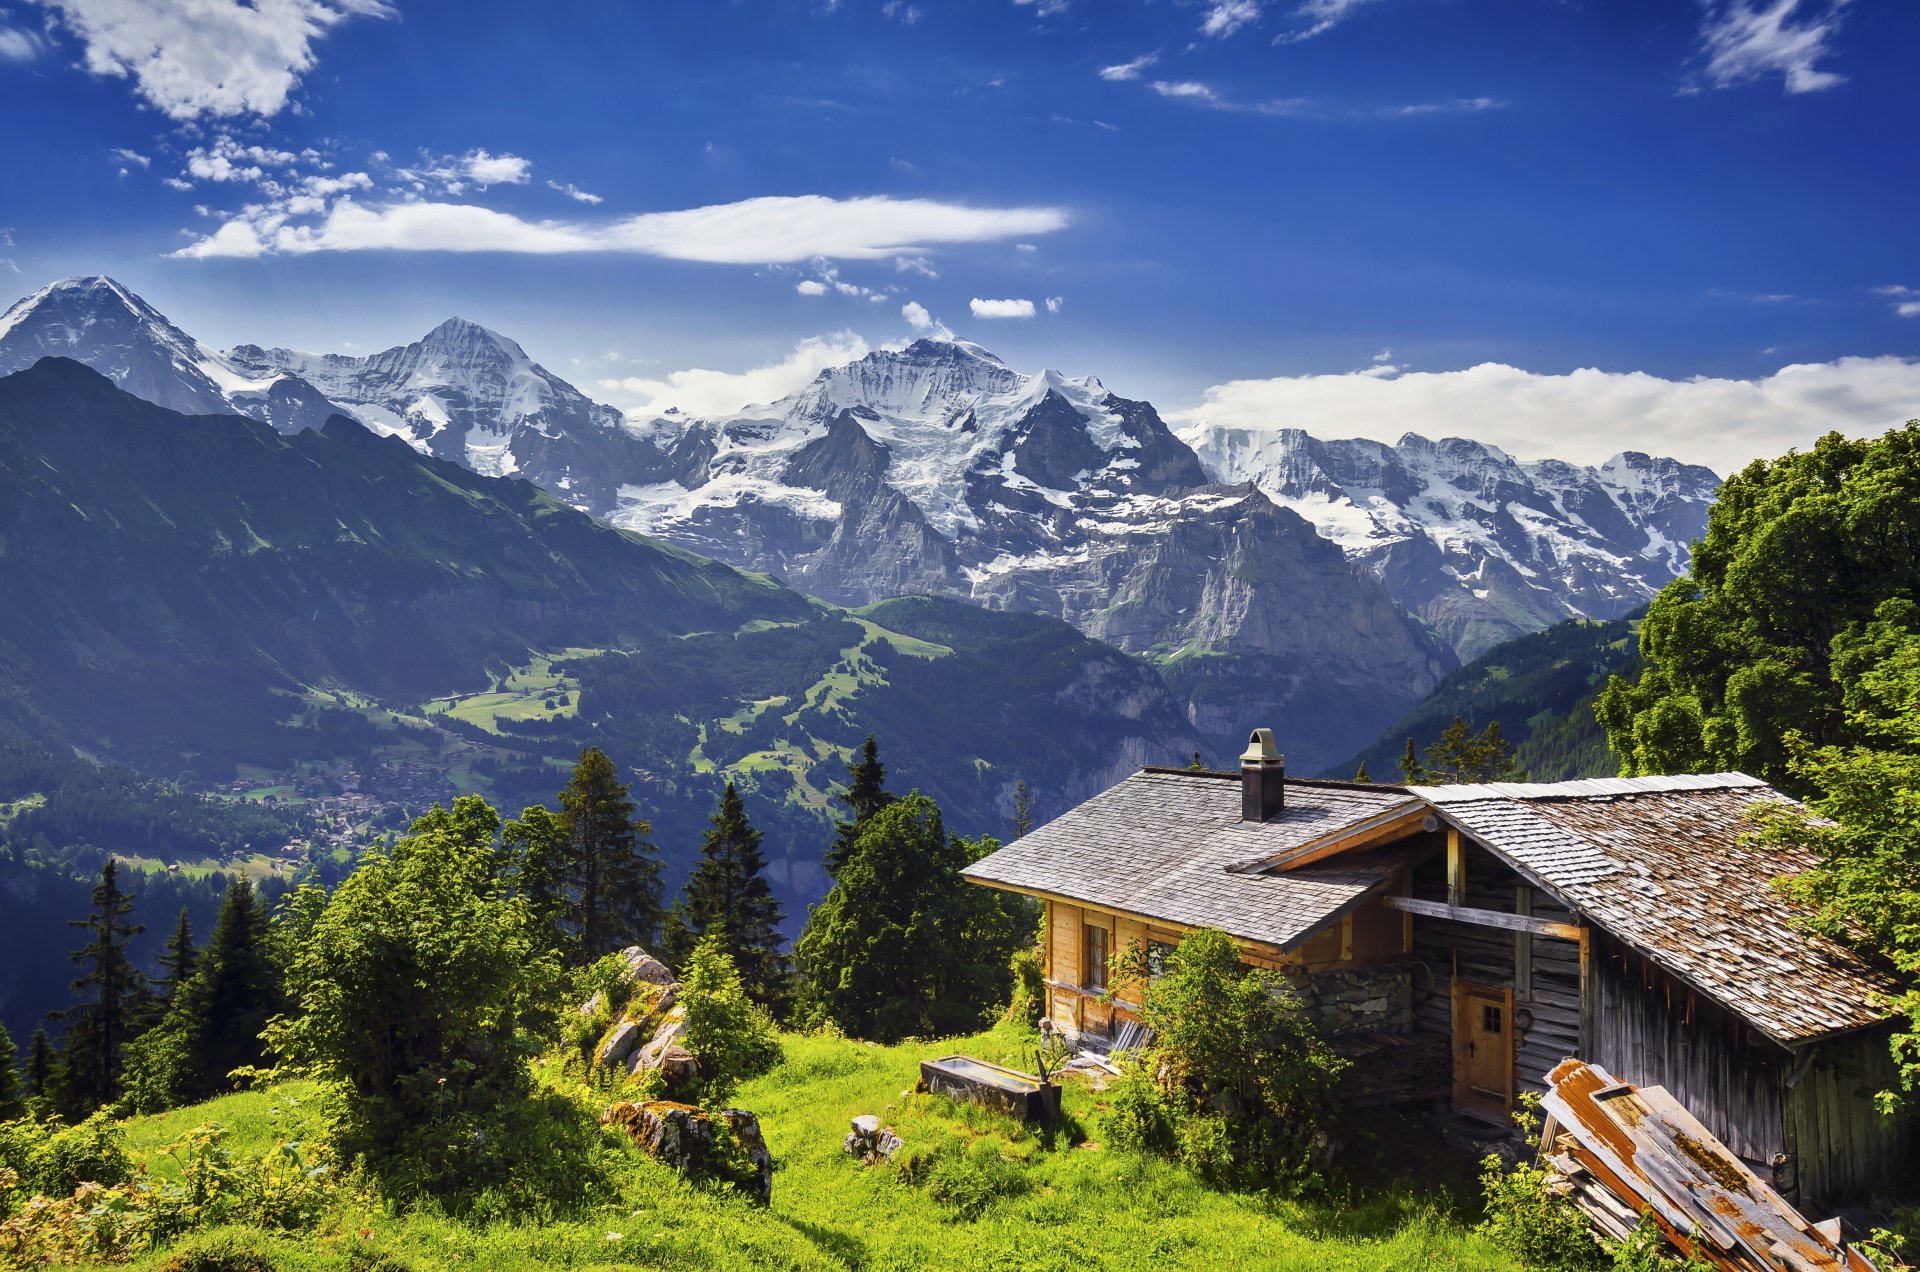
[[108, 146, 149, 168], [894, 255, 938, 278], [0, 23, 48, 62], [547, 179, 603, 205], [1877, 285, 1920, 319], [175, 193, 1071, 262], [599, 332, 870, 418], [1012, 0, 1071, 16], [881, 0, 922, 21], [902, 301, 935, 330], [1149, 79, 1220, 102], [795, 279, 828, 296], [392, 147, 532, 195], [1201, 1, 1259, 38], [1170, 356, 1920, 475], [1274, 0, 1376, 43], [34, 0, 393, 119], [1099, 52, 1158, 81], [461, 148, 530, 187], [162, 176, 193, 191], [1044, 295, 1063, 314], [1692, 0, 1851, 95], [971, 296, 1036, 319]]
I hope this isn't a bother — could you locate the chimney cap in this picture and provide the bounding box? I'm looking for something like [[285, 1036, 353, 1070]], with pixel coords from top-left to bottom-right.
[[1241, 728, 1283, 765]]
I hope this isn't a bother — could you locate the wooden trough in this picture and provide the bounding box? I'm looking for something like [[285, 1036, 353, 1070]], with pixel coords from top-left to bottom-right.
[[1539, 1059, 1876, 1272], [919, 1055, 1061, 1123]]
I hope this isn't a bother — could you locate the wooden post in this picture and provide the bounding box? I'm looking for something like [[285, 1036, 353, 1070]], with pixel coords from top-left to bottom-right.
[[1577, 926, 1594, 1059], [1515, 886, 1533, 1004], [1446, 828, 1466, 908]]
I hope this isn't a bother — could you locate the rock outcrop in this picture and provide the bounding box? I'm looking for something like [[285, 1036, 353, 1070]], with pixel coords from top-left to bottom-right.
[[582, 946, 694, 1094], [600, 1101, 773, 1206]]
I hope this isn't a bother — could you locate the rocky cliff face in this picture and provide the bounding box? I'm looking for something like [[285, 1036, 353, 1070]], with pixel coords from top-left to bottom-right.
[[1178, 425, 1718, 658]]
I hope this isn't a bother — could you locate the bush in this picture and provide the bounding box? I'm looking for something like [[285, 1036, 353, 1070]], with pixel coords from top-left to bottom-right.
[[921, 1140, 1031, 1221], [679, 934, 782, 1107], [1476, 1151, 1603, 1270], [0, 1110, 132, 1199]]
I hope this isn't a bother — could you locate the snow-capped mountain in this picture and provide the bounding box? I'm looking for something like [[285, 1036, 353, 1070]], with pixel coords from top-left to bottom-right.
[[0, 276, 337, 431], [225, 319, 659, 507], [1178, 425, 1718, 656], [609, 339, 1457, 771]]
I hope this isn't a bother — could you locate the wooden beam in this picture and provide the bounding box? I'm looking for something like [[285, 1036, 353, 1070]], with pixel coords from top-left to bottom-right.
[[1515, 885, 1534, 1005], [1226, 801, 1431, 874], [1380, 893, 1586, 940], [1446, 827, 1466, 907]]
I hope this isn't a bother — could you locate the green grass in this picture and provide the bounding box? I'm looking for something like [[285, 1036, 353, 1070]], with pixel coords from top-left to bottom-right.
[[420, 650, 596, 734], [90, 1024, 1518, 1271]]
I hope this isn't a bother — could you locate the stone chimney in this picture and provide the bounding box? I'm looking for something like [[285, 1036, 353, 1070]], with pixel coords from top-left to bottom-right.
[[1240, 728, 1286, 822]]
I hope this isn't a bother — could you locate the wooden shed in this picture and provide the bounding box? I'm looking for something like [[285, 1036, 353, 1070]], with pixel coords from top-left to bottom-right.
[[963, 733, 1913, 1207]]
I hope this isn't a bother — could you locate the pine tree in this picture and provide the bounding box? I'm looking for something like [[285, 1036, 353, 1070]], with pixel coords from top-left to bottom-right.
[[1399, 737, 1423, 783], [503, 803, 570, 956], [167, 878, 281, 1101], [678, 782, 789, 1010], [1417, 716, 1524, 784], [559, 747, 663, 958], [0, 1021, 24, 1121], [1010, 778, 1035, 840], [158, 907, 198, 998], [24, 1025, 53, 1103], [54, 858, 146, 1113], [824, 735, 895, 877], [1353, 761, 1371, 783]]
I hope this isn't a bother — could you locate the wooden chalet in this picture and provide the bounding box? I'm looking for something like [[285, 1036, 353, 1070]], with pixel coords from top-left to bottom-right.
[[963, 730, 1914, 1205]]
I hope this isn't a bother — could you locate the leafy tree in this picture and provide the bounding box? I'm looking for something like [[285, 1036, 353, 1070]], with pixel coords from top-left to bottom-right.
[[795, 793, 1027, 1042], [1104, 927, 1346, 1191], [823, 735, 895, 877], [54, 859, 146, 1113], [558, 747, 663, 958], [1598, 424, 1920, 790], [268, 796, 557, 1170], [676, 933, 782, 1107], [1399, 717, 1522, 784], [0, 1021, 24, 1121], [165, 878, 281, 1101], [674, 782, 789, 1010], [1010, 778, 1035, 839], [501, 803, 569, 956]]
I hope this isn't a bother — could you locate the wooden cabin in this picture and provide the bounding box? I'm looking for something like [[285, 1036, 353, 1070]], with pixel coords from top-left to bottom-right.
[[963, 730, 1914, 1207]]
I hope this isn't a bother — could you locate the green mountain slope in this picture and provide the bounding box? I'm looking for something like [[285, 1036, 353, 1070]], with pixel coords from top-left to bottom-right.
[[0, 358, 1203, 930], [1327, 612, 1641, 783]]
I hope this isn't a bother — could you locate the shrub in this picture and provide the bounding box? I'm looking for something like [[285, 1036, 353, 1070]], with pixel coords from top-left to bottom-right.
[[922, 1140, 1030, 1221], [0, 1110, 132, 1198], [679, 934, 782, 1107]]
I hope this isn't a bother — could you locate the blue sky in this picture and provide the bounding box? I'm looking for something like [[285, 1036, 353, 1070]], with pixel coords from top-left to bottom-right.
[[0, 0, 1915, 469]]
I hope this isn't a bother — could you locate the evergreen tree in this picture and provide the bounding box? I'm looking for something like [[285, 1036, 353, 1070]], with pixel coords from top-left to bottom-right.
[[1010, 778, 1035, 839], [1399, 737, 1422, 783], [167, 878, 281, 1101], [158, 906, 198, 997], [503, 803, 570, 956], [824, 735, 894, 877], [678, 782, 789, 1010], [558, 747, 663, 958], [54, 859, 145, 1113], [1353, 761, 1371, 783], [1187, 751, 1206, 771], [24, 1025, 53, 1103], [0, 1021, 24, 1121], [1416, 717, 1524, 784], [796, 794, 1027, 1042]]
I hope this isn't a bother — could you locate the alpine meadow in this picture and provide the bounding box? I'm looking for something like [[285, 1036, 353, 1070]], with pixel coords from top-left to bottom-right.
[[1, 2, 1917, 1270]]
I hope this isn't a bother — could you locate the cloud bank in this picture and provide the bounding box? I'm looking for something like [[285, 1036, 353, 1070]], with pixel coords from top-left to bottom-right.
[[598, 332, 870, 418], [175, 194, 1070, 262], [1170, 356, 1920, 474]]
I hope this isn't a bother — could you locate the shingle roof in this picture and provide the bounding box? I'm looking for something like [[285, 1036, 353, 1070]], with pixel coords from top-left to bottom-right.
[[963, 768, 1415, 951], [1430, 781, 1897, 1046]]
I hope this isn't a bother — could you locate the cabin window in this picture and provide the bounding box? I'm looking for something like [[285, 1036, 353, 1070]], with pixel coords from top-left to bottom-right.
[[1481, 1003, 1504, 1035], [1084, 923, 1109, 990], [1146, 939, 1177, 980]]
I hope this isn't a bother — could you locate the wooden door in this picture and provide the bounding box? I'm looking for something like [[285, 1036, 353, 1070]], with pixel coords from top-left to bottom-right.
[[1454, 982, 1514, 1124]]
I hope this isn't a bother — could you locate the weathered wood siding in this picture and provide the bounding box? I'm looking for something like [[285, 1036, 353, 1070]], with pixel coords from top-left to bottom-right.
[[1781, 1025, 1914, 1205], [1590, 933, 1786, 1167], [1410, 843, 1583, 1098]]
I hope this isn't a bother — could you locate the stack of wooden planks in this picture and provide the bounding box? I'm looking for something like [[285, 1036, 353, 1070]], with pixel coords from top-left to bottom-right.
[[1539, 1059, 1876, 1271]]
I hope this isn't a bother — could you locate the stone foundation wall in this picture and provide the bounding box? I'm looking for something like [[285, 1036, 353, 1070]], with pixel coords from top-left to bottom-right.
[[1299, 964, 1414, 1036]]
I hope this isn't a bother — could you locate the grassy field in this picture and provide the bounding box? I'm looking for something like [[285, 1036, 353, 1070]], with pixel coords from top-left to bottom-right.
[[77, 1023, 1520, 1272]]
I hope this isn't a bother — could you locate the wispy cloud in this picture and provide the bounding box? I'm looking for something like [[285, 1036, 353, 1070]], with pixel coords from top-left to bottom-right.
[[1172, 355, 1920, 474], [1875, 285, 1920, 318], [1273, 0, 1377, 44], [1200, 1, 1260, 38], [971, 296, 1037, 319], [1011, 0, 1071, 16], [1141, 78, 1493, 119], [1691, 0, 1852, 95], [547, 180, 604, 205], [599, 332, 871, 418], [901, 300, 954, 339], [175, 193, 1071, 263], [1098, 52, 1159, 82], [32, 0, 393, 119], [0, 22, 49, 62], [1149, 80, 1222, 103], [393, 147, 533, 195]]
